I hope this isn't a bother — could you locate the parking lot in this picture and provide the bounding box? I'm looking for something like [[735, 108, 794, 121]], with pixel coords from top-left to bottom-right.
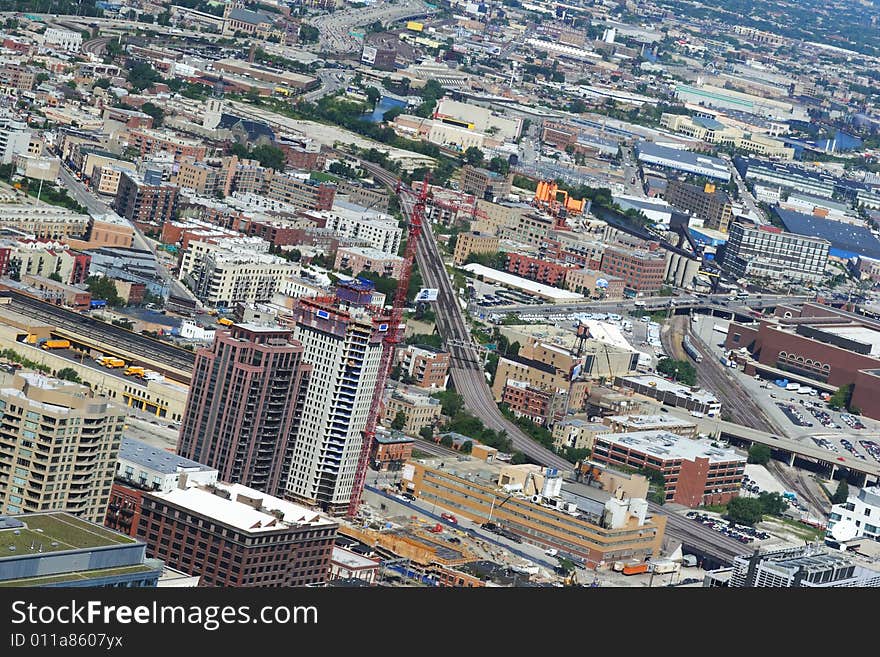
[[691, 314, 880, 464], [685, 510, 771, 545]]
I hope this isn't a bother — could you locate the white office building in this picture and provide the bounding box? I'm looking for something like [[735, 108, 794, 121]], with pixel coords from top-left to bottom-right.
[[42, 28, 83, 52], [828, 485, 880, 541]]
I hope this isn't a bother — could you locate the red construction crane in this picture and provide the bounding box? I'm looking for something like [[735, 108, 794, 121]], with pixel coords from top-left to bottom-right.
[[347, 173, 428, 518]]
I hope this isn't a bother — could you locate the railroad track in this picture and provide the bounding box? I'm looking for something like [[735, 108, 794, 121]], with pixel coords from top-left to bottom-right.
[[4, 290, 196, 373], [766, 461, 829, 520], [688, 329, 782, 433]]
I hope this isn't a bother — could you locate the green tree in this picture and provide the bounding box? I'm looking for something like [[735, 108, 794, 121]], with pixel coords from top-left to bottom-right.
[[829, 384, 854, 411], [140, 102, 165, 127], [460, 440, 473, 454], [249, 144, 286, 171], [85, 275, 123, 307], [47, 272, 63, 283], [726, 497, 764, 526], [365, 86, 381, 107], [463, 146, 485, 167], [55, 367, 81, 383], [757, 492, 789, 517], [432, 389, 464, 417], [656, 358, 696, 386], [391, 410, 407, 431], [93, 77, 111, 89], [440, 435, 454, 448], [299, 24, 319, 43], [832, 479, 849, 504], [747, 443, 771, 465], [419, 426, 433, 441], [126, 62, 162, 92]]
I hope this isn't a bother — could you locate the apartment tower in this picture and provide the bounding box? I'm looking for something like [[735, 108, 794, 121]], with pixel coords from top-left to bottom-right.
[[286, 281, 386, 515], [0, 371, 126, 524], [176, 324, 311, 498]]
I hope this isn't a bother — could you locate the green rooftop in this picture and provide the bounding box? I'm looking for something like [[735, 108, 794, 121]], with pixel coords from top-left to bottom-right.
[[0, 564, 158, 587], [0, 513, 135, 557]]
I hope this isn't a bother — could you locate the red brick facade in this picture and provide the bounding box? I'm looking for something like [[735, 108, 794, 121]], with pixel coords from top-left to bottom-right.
[[505, 252, 571, 287], [137, 494, 337, 587], [104, 482, 145, 538], [599, 246, 667, 293]]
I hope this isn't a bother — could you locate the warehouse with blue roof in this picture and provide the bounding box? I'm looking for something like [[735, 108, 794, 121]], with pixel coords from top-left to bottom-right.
[[773, 207, 880, 260]]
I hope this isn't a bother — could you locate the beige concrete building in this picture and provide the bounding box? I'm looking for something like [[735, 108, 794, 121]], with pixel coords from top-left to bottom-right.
[[563, 268, 625, 299], [92, 164, 136, 197], [453, 230, 499, 265], [0, 205, 90, 241], [0, 370, 126, 524], [382, 388, 442, 434], [472, 199, 530, 235], [552, 418, 609, 452], [660, 113, 795, 160]]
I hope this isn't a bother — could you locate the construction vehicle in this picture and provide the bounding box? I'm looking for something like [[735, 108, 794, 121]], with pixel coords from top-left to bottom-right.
[[39, 339, 70, 350], [124, 366, 145, 377], [346, 173, 427, 518]]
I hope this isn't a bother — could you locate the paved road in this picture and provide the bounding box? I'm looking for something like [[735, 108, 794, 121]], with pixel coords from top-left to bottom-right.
[[57, 163, 197, 304], [302, 68, 352, 102], [487, 294, 811, 317], [58, 165, 110, 216], [310, 0, 430, 54]]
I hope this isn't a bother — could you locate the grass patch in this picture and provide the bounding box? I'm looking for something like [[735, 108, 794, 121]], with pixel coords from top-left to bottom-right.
[[0, 513, 134, 555], [0, 564, 155, 587], [765, 516, 826, 542], [411, 449, 433, 459], [700, 504, 728, 514]]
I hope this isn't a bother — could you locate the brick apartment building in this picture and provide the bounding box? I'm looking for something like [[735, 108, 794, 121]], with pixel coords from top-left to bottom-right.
[[113, 170, 178, 229], [500, 380, 559, 426], [599, 245, 668, 293], [267, 173, 336, 211], [460, 165, 512, 200], [137, 481, 337, 587], [665, 179, 733, 233], [398, 344, 450, 389], [505, 252, 570, 287], [452, 230, 499, 265]]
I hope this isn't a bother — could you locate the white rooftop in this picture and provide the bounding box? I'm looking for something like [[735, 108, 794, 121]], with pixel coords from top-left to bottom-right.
[[606, 414, 697, 429], [151, 482, 336, 533], [595, 430, 745, 464], [331, 546, 380, 570], [821, 325, 880, 357], [621, 374, 720, 404], [461, 263, 584, 302]]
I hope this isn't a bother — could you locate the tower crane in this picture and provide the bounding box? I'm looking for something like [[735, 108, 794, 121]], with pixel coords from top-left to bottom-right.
[[347, 173, 429, 518]]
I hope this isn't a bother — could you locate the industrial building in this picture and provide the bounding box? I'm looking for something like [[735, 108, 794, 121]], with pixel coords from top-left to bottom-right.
[[551, 418, 610, 452], [614, 374, 722, 416], [724, 303, 880, 421], [0, 512, 163, 587], [402, 460, 666, 567], [591, 430, 746, 507], [0, 371, 126, 524], [461, 263, 584, 303], [138, 480, 337, 587], [773, 207, 880, 261], [635, 141, 730, 182], [602, 414, 698, 438]]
